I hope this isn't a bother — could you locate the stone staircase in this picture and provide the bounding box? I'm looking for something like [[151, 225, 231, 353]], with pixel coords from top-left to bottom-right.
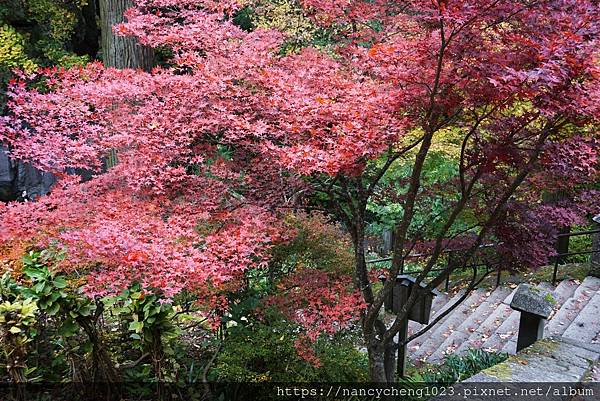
[[403, 276, 600, 365]]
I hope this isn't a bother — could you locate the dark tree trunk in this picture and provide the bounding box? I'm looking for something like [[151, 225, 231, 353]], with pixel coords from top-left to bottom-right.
[[99, 0, 154, 70]]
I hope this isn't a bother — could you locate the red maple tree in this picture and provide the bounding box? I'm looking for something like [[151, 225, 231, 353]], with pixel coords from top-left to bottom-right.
[[1, 0, 599, 382]]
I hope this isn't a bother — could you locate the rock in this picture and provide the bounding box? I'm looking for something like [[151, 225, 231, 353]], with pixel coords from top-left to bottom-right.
[[0, 145, 16, 201], [15, 162, 56, 200], [510, 284, 554, 319], [0, 146, 56, 202]]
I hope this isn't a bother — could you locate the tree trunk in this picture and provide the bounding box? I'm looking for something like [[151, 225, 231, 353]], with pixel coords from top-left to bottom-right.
[[99, 0, 154, 70], [383, 341, 397, 382], [368, 345, 387, 382]]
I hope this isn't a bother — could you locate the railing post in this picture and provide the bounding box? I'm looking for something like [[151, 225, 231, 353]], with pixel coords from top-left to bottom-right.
[[495, 267, 501, 288], [444, 251, 453, 292], [552, 256, 559, 286], [591, 214, 600, 278]]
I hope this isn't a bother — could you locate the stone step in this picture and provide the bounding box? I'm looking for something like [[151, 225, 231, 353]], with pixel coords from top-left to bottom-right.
[[479, 307, 520, 352], [563, 291, 600, 344], [480, 280, 567, 353], [545, 276, 600, 337], [550, 279, 580, 309], [455, 286, 519, 353], [463, 337, 600, 387], [428, 287, 512, 362], [406, 290, 465, 354], [412, 288, 488, 362]]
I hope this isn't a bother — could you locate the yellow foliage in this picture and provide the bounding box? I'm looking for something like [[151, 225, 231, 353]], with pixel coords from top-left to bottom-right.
[[24, 0, 83, 42], [243, 0, 317, 47], [400, 127, 463, 160], [0, 24, 37, 71]]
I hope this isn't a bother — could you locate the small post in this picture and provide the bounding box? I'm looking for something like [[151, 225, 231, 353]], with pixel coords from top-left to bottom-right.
[[510, 284, 554, 352], [382, 229, 394, 256], [555, 227, 571, 264], [397, 316, 409, 378], [590, 214, 600, 278], [392, 277, 439, 378], [552, 257, 559, 286], [445, 251, 453, 292], [495, 263, 502, 288]]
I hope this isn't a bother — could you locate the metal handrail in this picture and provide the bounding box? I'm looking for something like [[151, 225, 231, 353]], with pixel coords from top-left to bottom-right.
[[551, 228, 600, 285], [366, 242, 499, 264], [557, 228, 600, 237], [367, 227, 600, 290], [367, 243, 500, 291]]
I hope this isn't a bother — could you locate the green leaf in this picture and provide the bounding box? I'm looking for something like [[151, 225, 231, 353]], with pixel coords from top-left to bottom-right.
[[23, 268, 46, 281], [33, 282, 46, 294], [78, 304, 92, 317], [129, 321, 144, 333], [52, 277, 68, 289], [46, 302, 60, 316], [58, 319, 79, 337], [9, 326, 22, 334], [49, 291, 62, 302]]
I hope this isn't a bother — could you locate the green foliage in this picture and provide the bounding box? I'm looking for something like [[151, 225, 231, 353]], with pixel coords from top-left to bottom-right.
[[0, 291, 39, 382], [21, 249, 94, 338], [108, 283, 181, 381], [367, 150, 472, 241], [0, 1, 88, 68], [35, 39, 88, 67], [0, 0, 89, 107], [564, 226, 594, 264], [396, 349, 508, 401], [0, 297, 38, 339], [211, 312, 368, 383], [236, 0, 342, 53], [109, 283, 178, 344], [270, 212, 354, 276], [22, 0, 85, 43]]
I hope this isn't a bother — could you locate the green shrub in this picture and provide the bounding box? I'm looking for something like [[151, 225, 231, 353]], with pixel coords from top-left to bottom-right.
[[210, 312, 368, 383], [270, 212, 354, 277], [420, 349, 508, 384], [0, 293, 39, 382], [564, 226, 594, 264]]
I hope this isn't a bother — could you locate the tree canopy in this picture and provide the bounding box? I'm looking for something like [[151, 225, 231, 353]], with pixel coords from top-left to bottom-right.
[[0, 0, 598, 383]]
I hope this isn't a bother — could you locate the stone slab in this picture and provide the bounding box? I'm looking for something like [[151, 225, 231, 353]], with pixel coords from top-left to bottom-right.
[[546, 277, 600, 337], [510, 283, 554, 318], [466, 337, 600, 383], [431, 287, 511, 361]]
